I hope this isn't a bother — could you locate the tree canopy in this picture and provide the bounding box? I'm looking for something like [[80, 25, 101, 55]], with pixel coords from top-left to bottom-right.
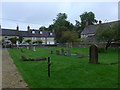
[[96, 22, 120, 50], [80, 11, 98, 30]]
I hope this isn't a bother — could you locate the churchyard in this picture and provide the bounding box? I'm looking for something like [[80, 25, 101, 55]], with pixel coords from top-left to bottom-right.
[[8, 46, 119, 88]]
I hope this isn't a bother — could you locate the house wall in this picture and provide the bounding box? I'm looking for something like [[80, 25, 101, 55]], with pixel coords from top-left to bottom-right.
[[81, 34, 88, 38], [81, 34, 95, 38], [23, 37, 55, 45]]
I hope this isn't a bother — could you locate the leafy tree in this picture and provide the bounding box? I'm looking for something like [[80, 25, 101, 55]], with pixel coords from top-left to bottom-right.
[[96, 22, 120, 50], [73, 20, 82, 38], [52, 13, 73, 43], [8, 37, 19, 44], [61, 31, 78, 47], [80, 11, 98, 30], [39, 26, 47, 31], [48, 24, 54, 32], [18, 36, 23, 43], [62, 31, 78, 43]]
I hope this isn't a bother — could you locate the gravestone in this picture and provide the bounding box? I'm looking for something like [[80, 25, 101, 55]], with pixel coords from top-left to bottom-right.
[[56, 50, 60, 55], [89, 44, 98, 64], [33, 46, 36, 51], [61, 49, 65, 55], [50, 50, 53, 54], [66, 48, 71, 56], [29, 44, 33, 50]]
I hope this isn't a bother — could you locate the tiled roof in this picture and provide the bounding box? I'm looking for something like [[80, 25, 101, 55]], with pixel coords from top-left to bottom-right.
[[81, 20, 120, 35], [2, 29, 55, 37], [81, 25, 98, 35], [2, 29, 19, 36]]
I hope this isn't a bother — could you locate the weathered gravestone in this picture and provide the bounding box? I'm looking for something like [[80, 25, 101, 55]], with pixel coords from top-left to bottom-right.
[[33, 46, 36, 51], [29, 43, 33, 50], [66, 48, 71, 56], [61, 49, 65, 55], [56, 50, 60, 55], [50, 50, 53, 54], [89, 44, 98, 64]]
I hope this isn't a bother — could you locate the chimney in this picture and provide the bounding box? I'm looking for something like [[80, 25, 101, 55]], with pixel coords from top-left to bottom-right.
[[27, 25, 30, 31], [86, 21, 89, 26], [99, 20, 102, 24], [16, 25, 19, 31]]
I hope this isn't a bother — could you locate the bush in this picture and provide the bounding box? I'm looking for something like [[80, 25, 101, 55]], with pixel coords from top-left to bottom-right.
[[25, 39, 31, 44], [32, 40, 43, 44]]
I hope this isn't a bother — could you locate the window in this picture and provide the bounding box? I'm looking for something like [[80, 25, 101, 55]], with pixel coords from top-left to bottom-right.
[[32, 37, 36, 40], [41, 37, 45, 40], [40, 31, 42, 34], [32, 31, 35, 34], [50, 32, 53, 35]]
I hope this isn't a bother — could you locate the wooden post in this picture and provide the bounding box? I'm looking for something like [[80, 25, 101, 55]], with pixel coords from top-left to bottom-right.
[[48, 57, 51, 77]]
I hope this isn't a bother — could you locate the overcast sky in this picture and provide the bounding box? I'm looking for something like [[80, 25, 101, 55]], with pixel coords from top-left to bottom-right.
[[0, 1, 119, 30]]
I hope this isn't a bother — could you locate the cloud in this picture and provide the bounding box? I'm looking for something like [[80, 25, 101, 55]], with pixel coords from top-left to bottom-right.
[[1, 2, 118, 30]]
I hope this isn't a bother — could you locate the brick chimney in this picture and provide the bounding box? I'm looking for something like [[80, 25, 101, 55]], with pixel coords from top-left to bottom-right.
[[99, 20, 102, 24], [16, 25, 19, 31], [27, 25, 30, 31]]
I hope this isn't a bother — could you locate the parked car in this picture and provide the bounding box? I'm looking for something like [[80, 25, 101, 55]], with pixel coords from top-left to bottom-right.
[[19, 42, 29, 45]]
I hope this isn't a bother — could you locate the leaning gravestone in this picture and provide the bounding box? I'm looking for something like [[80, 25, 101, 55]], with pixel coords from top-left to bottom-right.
[[89, 44, 98, 64], [56, 50, 60, 55], [50, 50, 53, 54]]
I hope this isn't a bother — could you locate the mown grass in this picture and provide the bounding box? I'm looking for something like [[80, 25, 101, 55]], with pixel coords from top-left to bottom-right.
[[8, 47, 119, 88]]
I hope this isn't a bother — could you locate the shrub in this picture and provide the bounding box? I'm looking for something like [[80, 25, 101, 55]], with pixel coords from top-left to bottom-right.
[[25, 39, 31, 44]]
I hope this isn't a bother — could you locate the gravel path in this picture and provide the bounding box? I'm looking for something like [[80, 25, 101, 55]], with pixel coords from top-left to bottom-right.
[[2, 49, 28, 88]]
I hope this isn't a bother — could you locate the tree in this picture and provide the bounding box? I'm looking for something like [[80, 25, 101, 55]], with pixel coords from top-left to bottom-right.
[[61, 31, 78, 47], [8, 37, 19, 44], [96, 22, 120, 50], [39, 26, 47, 31], [80, 11, 98, 30], [52, 13, 73, 43], [73, 20, 82, 38]]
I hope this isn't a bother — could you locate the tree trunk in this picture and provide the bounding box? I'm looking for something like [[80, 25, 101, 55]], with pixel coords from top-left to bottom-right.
[[105, 40, 112, 50]]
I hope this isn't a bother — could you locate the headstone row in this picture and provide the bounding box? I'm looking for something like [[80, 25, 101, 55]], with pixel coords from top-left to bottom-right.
[[50, 48, 71, 56]]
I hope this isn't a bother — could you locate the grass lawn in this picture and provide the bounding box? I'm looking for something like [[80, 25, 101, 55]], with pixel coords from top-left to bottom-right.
[[8, 47, 119, 88]]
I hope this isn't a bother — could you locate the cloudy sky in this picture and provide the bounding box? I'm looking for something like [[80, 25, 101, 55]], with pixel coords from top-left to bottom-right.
[[0, 0, 119, 30]]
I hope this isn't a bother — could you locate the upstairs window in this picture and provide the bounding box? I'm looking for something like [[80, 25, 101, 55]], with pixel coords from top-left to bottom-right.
[[32, 31, 35, 34], [50, 32, 53, 35], [40, 31, 42, 34]]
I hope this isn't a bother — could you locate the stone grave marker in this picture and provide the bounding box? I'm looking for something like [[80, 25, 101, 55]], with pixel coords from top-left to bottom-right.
[[89, 44, 98, 64], [50, 50, 53, 54], [56, 50, 60, 55], [33, 46, 36, 51]]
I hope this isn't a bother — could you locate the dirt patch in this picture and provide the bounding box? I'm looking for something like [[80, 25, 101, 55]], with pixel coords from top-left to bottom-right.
[[2, 49, 28, 88]]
